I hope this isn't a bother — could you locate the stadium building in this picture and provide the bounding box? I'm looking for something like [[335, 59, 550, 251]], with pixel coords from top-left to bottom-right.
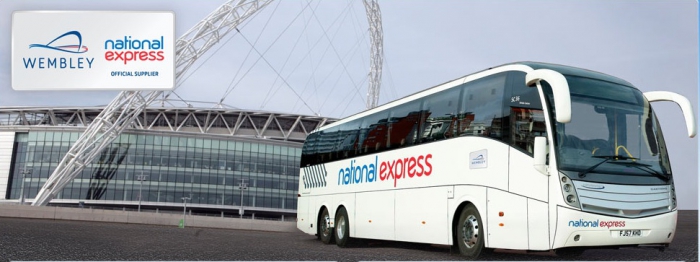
[[0, 106, 333, 219]]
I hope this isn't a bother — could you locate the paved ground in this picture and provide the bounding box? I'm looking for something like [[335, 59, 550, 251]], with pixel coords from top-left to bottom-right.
[[0, 210, 696, 261]]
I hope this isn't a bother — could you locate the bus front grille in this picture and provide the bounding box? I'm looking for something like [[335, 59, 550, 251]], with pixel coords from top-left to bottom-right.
[[572, 181, 672, 218]]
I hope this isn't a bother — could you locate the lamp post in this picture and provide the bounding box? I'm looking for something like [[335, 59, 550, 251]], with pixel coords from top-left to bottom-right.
[[136, 172, 148, 212], [238, 179, 248, 218], [181, 195, 191, 228], [19, 168, 32, 205]]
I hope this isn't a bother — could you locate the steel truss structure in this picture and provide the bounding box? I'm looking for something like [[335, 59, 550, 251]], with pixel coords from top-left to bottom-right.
[[0, 107, 331, 142], [33, 0, 383, 206], [363, 0, 384, 109]]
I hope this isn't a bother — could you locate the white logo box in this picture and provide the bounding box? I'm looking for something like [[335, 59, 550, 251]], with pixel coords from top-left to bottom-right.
[[469, 149, 488, 169], [12, 11, 175, 91]]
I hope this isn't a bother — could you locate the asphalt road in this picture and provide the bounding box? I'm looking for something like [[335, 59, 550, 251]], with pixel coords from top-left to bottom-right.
[[0, 210, 696, 262]]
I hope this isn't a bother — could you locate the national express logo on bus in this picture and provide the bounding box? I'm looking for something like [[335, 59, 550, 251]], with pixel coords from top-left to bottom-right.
[[568, 219, 626, 228], [337, 154, 433, 187]]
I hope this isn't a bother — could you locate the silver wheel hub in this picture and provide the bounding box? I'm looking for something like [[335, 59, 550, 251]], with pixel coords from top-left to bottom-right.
[[462, 214, 479, 248], [322, 214, 331, 236], [337, 216, 346, 240]]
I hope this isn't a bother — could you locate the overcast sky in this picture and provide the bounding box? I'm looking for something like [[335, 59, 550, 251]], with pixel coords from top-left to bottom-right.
[[0, 0, 697, 209]]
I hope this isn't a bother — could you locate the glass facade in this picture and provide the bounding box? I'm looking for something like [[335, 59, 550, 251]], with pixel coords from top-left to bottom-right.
[[7, 131, 302, 213]]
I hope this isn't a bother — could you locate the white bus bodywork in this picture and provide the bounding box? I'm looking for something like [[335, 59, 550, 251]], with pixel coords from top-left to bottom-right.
[[296, 62, 695, 257]]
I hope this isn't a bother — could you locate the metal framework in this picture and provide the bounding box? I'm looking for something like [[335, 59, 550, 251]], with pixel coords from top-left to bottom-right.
[[33, 0, 383, 206], [0, 107, 331, 142], [32, 0, 274, 206], [363, 0, 384, 109]]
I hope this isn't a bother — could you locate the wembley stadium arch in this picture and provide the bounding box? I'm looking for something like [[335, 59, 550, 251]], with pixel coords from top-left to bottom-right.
[[24, 0, 384, 211]]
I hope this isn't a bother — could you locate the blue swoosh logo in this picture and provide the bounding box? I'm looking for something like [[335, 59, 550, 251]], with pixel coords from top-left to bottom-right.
[[29, 31, 88, 53]]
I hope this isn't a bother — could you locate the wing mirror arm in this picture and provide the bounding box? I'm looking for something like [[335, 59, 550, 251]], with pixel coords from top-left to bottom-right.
[[526, 69, 571, 124], [644, 91, 696, 138]]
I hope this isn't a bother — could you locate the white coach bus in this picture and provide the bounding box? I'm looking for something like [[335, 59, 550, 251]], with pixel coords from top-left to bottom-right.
[[296, 62, 696, 258]]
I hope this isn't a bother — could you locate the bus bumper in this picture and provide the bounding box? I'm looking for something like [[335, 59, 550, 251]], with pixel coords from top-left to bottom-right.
[[553, 206, 677, 249]]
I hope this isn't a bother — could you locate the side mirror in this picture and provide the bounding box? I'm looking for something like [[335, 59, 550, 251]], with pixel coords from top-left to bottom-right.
[[526, 69, 571, 123], [533, 136, 548, 175], [644, 91, 696, 138]]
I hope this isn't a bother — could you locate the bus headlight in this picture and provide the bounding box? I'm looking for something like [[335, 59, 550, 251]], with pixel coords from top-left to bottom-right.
[[559, 172, 580, 209], [670, 182, 677, 210]]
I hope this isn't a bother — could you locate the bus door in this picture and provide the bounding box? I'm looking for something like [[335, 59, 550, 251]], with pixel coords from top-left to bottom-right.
[[486, 72, 551, 250]]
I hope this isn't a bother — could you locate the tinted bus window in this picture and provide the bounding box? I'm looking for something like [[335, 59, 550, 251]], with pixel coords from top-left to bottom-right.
[[359, 111, 390, 154], [388, 100, 422, 148], [336, 119, 361, 160], [420, 87, 461, 143], [460, 73, 507, 140], [505, 71, 547, 155]]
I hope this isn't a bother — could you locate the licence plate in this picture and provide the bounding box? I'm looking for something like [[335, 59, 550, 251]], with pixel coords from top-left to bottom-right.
[[618, 230, 642, 237]]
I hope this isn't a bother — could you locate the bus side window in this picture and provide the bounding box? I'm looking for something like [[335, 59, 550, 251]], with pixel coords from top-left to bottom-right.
[[319, 127, 339, 163], [420, 88, 460, 143], [460, 74, 507, 139], [388, 101, 422, 148], [505, 71, 546, 155], [510, 108, 546, 154], [300, 132, 320, 166], [360, 111, 390, 154], [337, 120, 361, 160]]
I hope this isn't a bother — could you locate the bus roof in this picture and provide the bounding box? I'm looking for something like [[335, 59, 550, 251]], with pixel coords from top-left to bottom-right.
[[517, 61, 635, 87]]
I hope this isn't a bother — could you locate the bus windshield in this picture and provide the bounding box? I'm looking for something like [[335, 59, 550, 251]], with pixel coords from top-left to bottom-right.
[[552, 76, 672, 185]]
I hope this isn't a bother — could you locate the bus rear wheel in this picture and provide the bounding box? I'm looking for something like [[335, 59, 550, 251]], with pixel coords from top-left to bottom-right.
[[318, 208, 334, 244], [456, 204, 487, 259], [335, 207, 350, 247]]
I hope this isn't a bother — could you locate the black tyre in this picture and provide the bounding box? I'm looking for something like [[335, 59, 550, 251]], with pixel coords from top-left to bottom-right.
[[335, 207, 350, 247], [318, 208, 334, 244], [456, 204, 487, 259]]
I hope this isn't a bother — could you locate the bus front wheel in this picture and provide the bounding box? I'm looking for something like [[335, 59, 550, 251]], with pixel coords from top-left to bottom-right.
[[319, 208, 334, 244], [456, 204, 487, 259], [335, 207, 350, 247]]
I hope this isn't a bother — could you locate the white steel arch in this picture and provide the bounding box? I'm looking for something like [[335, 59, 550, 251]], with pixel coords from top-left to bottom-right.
[[32, 0, 273, 206], [363, 0, 384, 109], [33, 0, 384, 206]]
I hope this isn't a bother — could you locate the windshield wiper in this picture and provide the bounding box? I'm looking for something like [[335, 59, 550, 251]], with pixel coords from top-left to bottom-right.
[[607, 161, 671, 182], [578, 155, 638, 178]]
